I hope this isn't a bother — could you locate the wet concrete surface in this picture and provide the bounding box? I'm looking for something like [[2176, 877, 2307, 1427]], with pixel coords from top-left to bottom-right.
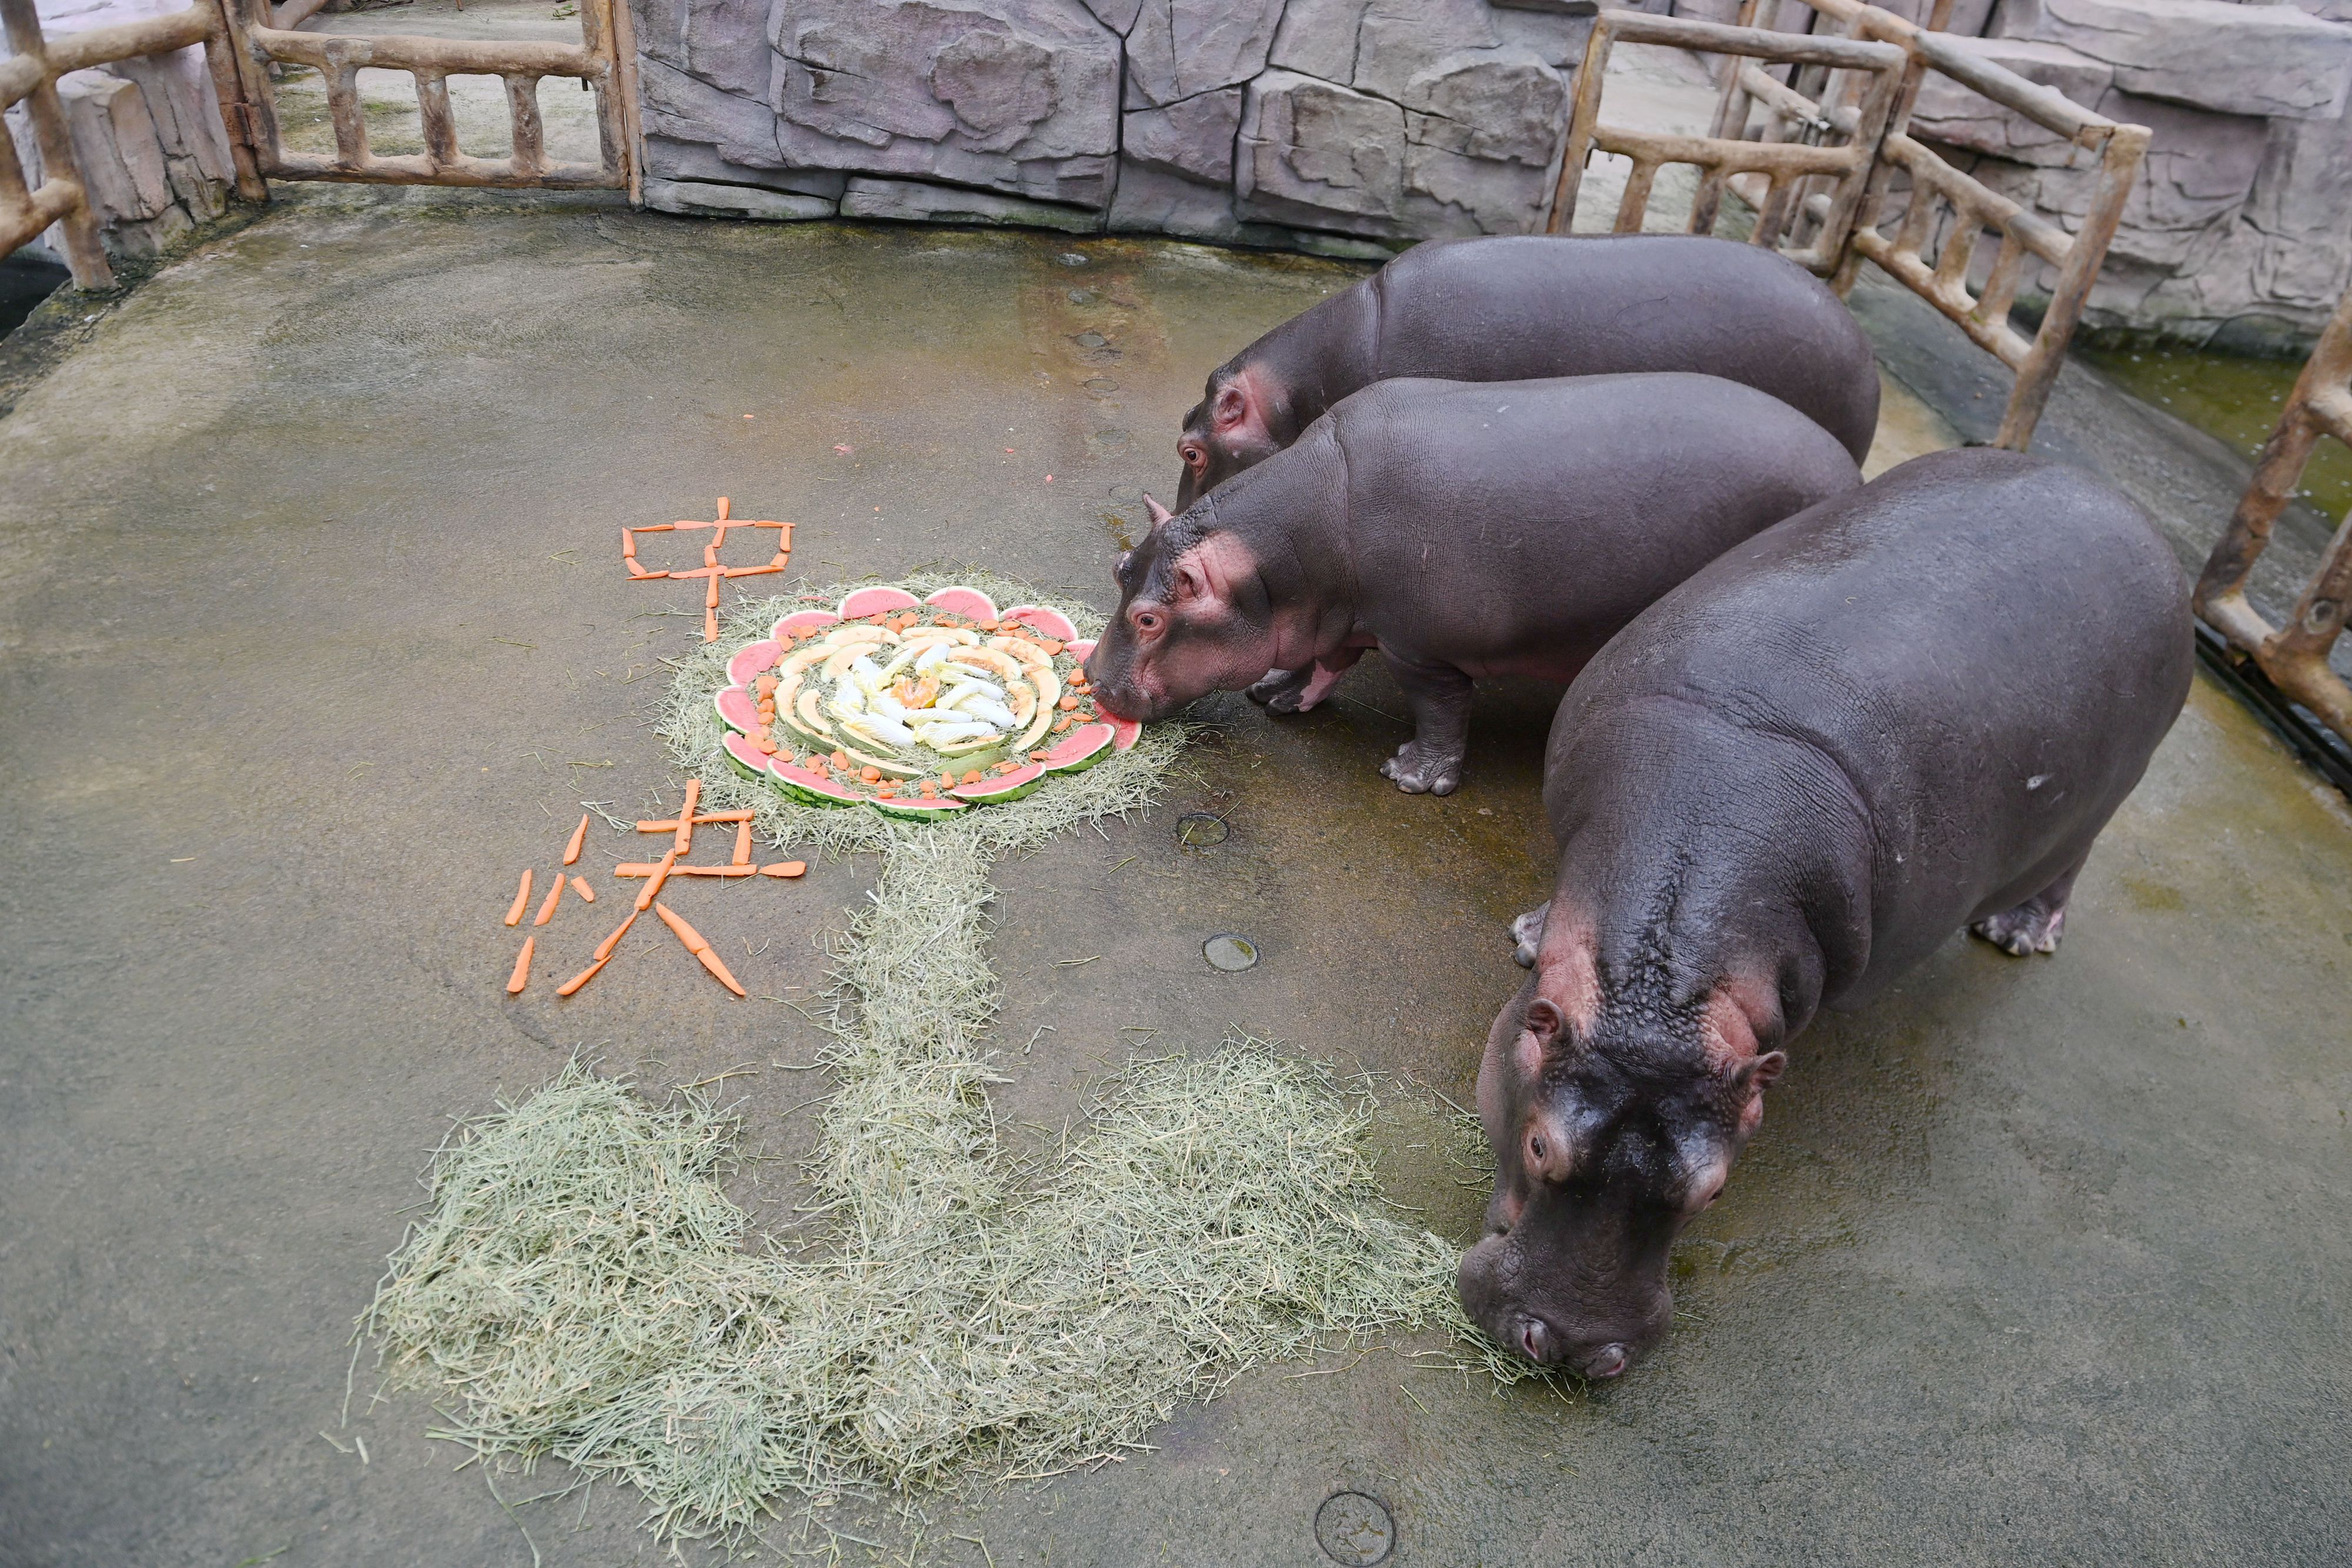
[[3, 193, 2350, 1567]]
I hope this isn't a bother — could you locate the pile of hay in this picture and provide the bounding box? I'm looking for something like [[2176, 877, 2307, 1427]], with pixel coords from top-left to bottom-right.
[[362, 573, 1539, 1547]]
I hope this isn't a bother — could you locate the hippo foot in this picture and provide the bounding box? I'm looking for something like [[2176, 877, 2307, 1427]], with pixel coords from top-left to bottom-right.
[[1971, 900, 2067, 957], [1379, 741, 1462, 796], [1247, 667, 1313, 714], [1511, 902, 1551, 968]]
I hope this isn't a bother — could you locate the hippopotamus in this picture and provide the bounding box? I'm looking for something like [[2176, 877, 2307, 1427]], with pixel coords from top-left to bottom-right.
[[1171, 233, 1881, 510], [1085, 372, 1862, 794], [1461, 449, 2192, 1379]]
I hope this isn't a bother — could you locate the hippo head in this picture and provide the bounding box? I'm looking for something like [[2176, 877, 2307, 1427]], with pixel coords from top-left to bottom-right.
[[1174, 364, 1290, 510], [1084, 496, 1278, 722], [1459, 922, 1786, 1379]]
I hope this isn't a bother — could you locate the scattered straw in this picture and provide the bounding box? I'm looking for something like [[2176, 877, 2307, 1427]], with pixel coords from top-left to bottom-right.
[[361, 571, 1548, 1548]]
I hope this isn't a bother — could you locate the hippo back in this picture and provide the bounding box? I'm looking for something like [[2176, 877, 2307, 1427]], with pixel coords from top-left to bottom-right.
[[1360, 235, 1883, 462], [1545, 448, 2193, 992]]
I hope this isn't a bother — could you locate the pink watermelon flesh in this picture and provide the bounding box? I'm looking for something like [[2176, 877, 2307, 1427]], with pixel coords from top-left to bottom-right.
[[774, 609, 841, 639], [726, 639, 784, 686], [771, 759, 863, 805], [1109, 716, 1141, 751], [839, 586, 922, 620], [1001, 604, 1079, 641], [925, 587, 998, 623], [715, 686, 761, 734], [1064, 638, 1095, 662], [950, 761, 1047, 802], [1038, 722, 1114, 772]]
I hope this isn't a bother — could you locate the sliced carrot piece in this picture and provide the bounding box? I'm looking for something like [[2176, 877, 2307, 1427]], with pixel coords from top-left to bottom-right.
[[506, 936, 534, 995], [533, 870, 564, 926], [504, 868, 533, 927], [636, 847, 680, 911], [593, 909, 637, 962], [571, 875, 595, 902], [703, 607, 719, 642], [673, 779, 700, 854], [562, 813, 590, 866], [858, 765, 882, 784], [556, 954, 610, 998], [1057, 694, 1079, 710], [760, 861, 807, 878], [733, 821, 753, 865]]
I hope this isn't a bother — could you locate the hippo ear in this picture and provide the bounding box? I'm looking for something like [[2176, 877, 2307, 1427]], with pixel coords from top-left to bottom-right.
[[1515, 997, 1567, 1078], [1212, 383, 1248, 430], [1737, 1051, 1787, 1092], [1143, 493, 1174, 528]]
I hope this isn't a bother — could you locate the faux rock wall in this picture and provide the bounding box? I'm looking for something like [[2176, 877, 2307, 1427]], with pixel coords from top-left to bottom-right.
[[634, 0, 1599, 253]]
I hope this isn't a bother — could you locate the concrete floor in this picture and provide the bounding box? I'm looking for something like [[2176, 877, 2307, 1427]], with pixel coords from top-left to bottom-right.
[[4, 192, 2351, 1568]]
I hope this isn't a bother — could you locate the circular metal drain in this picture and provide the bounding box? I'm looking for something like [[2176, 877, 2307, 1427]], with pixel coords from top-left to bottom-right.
[[1175, 811, 1229, 847], [1202, 934, 1259, 972], [1315, 1492, 1395, 1566]]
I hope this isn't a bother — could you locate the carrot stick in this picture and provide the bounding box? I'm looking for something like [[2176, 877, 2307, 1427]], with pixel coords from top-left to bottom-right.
[[724, 564, 785, 578], [704, 541, 720, 568], [703, 607, 719, 643], [593, 909, 637, 962], [506, 936, 534, 994], [655, 901, 746, 997], [533, 869, 564, 926], [503, 868, 533, 926], [621, 530, 636, 559], [705, 574, 721, 609], [556, 954, 610, 997], [613, 862, 759, 877], [571, 875, 595, 902], [716, 497, 730, 521], [638, 522, 676, 532], [635, 847, 680, 911], [674, 780, 700, 854], [760, 861, 807, 878], [562, 812, 590, 865], [733, 821, 753, 866]]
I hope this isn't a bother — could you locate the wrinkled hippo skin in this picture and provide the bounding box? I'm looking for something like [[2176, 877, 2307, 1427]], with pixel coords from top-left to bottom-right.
[[1171, 233, 1882, 509], [1463, 449, 2193, 1379], [1085, 372, 1860, 794]]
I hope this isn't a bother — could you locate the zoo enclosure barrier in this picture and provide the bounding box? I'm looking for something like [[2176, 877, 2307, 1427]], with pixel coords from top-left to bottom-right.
[[1, 0, 262, 290], [2195, 283, 2352, 745], [2, 0, 642, 285], [1548, 0, 2149, 453]]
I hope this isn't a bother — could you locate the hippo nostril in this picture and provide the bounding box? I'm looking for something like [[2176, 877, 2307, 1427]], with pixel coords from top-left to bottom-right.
[[1518, 1320, 1550, 1363], [1582, 1342, 1629, 1379]]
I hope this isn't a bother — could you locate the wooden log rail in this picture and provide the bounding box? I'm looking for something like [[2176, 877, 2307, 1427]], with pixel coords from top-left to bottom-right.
[[1545, 11, 1908, 277], [2196, 284, 2352, 741], [1796, 0, 2150, 450], [0, 0, 263, 289], [235, 9, 629, 190]]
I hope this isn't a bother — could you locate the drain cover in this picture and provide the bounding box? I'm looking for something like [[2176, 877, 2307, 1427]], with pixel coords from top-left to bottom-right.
[[1202, 934, 1259, 972], [1175, 811, 1229, 847], [1314, 1492, 1394, 1566]]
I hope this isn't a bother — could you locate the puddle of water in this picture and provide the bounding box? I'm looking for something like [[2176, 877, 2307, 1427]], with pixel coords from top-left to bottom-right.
[[2080, 342, 2352, 522]]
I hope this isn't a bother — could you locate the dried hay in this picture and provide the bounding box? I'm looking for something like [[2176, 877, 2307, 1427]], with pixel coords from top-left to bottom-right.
[[360, 573, 1548, 1550]]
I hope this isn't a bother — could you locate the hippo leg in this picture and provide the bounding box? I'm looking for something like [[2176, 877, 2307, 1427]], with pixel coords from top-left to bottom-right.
[[1512, 901, 1551, 968], [1377, 651, 1474, 795], [1246, 647, 1364, 715], [1970, 857, 2087, 957]]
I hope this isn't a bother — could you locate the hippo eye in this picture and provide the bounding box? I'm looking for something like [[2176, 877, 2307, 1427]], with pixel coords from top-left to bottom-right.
[[1133, 610, 1162, 633], [1180, 442, 1207, 473]]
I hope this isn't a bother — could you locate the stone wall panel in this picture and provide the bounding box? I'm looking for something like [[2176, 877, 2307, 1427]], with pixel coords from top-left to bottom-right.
[[1124, 86, 1242, 182], [1234, 68, 1406, 232], [1124, 0, 1286, 106]]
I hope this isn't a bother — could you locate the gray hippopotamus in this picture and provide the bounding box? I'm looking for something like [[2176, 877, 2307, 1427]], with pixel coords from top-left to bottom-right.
[[1085, 372, 1862, 794], [1461, 449, 2192, 1379], [1171, 233, 1881, 510]]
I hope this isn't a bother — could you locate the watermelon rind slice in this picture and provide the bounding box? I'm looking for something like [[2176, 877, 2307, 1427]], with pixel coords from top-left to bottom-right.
[[1108, 716, 1141, 751], [726, 639, 785, 687], [949, 762, 1048, 803], [1064, 638, 1095, 662], [721, 731, 774, 783], [1037, 721, 1114, 773], [715, 686, 760, 734], [924, 587, 999, 623], [870, 794, 968, 821], [1001, 604, 1078, 641], [838, 586, 923, 620], [774, 609, 841, 640], [770, 759, 863, 807]]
